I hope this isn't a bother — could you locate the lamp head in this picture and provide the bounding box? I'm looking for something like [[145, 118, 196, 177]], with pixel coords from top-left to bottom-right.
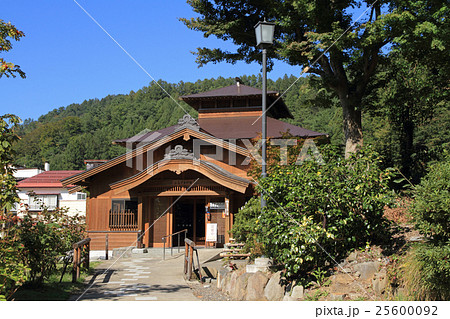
[[254, 20, 275, 48]]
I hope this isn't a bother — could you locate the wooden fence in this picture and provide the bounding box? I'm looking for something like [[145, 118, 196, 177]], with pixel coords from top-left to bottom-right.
[[108, 209, 138, 230], [184, 238, 202, 282], [72, 238, 91, 283]]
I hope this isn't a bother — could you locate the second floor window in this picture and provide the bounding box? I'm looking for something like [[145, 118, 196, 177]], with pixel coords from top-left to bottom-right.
[[76, 192, 86, 200]]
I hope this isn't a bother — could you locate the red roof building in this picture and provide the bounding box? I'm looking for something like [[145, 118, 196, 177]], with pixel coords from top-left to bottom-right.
[[17, 170, 83, 188], [16, 170, 86, 215]]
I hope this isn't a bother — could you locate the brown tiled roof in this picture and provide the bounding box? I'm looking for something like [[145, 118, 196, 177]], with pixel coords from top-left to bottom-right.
[[114, 115, 325, 146], [17, 170, 84, 188], [198, 116, 325, 139]]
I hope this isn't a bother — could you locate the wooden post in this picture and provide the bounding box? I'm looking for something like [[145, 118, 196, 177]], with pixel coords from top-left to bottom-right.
[[77, 247, 81, 280], [105, 233, 109, 260], [137, 230, 142, 249], [188, 245, 194, 280], [137, 196, 143, 248], [144, 222, 150, 248], [184, 241, 188, 275], [72, 246, 78, 283], [84, 241, 90, 269]]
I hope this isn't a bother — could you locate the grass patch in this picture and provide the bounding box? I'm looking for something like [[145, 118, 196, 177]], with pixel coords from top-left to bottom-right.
[[11, 262, 101, 301]]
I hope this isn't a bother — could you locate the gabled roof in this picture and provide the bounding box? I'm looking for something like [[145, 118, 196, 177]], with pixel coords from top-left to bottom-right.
[[109, 157, 251, 194], [18, 170, 83, 188], [62, 126, 251, 187], [114, 115, 326, 146]]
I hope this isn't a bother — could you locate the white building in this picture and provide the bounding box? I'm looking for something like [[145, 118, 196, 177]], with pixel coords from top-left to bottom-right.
[[13, 167, 43, 182], [15, 170, 86, 217]]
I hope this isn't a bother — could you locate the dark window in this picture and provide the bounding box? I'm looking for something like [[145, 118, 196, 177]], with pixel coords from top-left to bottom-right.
[[111, 198, 138, 213], [109, 198, 138, 229]]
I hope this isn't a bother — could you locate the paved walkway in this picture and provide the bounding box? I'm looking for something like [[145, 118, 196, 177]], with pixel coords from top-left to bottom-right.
[[71, 248, 221, 301]]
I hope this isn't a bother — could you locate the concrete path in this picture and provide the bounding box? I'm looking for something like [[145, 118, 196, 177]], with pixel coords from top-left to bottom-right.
[[71, 248, 221, 301]]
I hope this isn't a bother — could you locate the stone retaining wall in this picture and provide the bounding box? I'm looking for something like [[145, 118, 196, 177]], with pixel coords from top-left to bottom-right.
[[217, 267, 302, 301]]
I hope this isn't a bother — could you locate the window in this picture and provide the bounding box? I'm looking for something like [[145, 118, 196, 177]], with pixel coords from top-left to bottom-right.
[[109, 198, 138, 229], [76, 192, 86, 200], [28, 195, 58, 211], [111, 198, 138, 213]]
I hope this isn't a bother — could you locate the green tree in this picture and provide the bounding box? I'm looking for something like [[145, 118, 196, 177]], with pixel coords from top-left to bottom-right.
[[255, 145, 394, 277], [0, 19, 25, 78], [0, 114, 21, 211], [181, 0, 446, 157], [0, 115, 28, 300], [409, 157, 450, 243], [365, 54, 444, 181]]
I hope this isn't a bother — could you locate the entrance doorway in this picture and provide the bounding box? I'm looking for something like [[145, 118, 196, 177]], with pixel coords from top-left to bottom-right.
[[172, 198, 205, 244]]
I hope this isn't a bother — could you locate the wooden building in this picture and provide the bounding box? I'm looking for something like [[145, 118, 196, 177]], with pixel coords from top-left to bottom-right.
[[62, 82, 325, 250]]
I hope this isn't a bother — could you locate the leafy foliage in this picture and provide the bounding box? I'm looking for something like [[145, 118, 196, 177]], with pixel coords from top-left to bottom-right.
[[230, 197, 266, 256], [232, 196, 260, 244], [365, 51, 448, 182], [1, 206, 85, 299], [409, 156, 450, 243], [15, 207, 85, 285], [398, 243, 450, 301], [0, 114, 28, 300], [0, 19, 25, 78], [181, 0, 449, 156], [0, 114, 21, 211], [254, 145, 394, 277], [0, 216, 29, 301]]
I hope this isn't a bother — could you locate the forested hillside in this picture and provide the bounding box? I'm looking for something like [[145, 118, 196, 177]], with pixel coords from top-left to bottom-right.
[[12, 75, 333, 169], [13, 74, 449, 181]]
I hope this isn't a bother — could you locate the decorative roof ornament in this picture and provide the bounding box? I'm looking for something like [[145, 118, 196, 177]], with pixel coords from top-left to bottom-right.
[[176, 114, 199, 131], [164, 145, 196, 160]]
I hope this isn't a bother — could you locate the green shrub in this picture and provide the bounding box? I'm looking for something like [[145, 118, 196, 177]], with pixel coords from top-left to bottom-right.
[[16, 207, 85, 285], [399, 243, 450, 301], [409, 158, 450, 243], [256, 145, 394, 278], [232, 197, 260, 243], [230, 197, 265, 256], [0, 216, 29, 300]]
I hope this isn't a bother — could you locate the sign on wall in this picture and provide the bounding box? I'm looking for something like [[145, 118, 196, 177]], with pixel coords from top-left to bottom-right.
[[210, 202, 225, 210], [225, 198, 229, 216], [206, 223, 218, 242]]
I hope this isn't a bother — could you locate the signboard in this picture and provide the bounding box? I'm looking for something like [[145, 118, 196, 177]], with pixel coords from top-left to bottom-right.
[[206, 223, 218, 242], [210, 202, 225, 210], [225, 198, 229, 216]]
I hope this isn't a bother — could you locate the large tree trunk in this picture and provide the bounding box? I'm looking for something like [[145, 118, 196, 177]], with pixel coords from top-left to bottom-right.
[[341, 97, 363, 158]]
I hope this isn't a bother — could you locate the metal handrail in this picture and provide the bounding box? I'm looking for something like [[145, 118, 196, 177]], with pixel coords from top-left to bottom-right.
[[86, 230, 143, 260], [162, 229, 188, 260]]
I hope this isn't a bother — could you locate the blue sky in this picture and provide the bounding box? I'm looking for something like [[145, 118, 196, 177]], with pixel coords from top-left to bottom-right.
[[1, 0, 301, 121]]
